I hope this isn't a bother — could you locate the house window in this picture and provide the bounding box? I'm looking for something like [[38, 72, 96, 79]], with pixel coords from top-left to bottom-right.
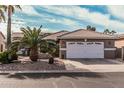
[[0, 44, 3, 52]]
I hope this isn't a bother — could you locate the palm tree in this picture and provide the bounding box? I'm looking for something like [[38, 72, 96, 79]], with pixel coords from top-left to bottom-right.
[[40, 40, 58, 64], [111, 30, 116, 35], [20, 25, 42, 61], [103, 29, 116, 35], [0, 5, 6, 22], [6, 5, 22, 50], [91, 27, 96, 31], [86, 25, 92, 30]]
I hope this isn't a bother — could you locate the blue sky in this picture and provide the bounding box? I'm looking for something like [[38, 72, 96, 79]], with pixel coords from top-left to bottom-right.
[[0, 5, 124, 35]]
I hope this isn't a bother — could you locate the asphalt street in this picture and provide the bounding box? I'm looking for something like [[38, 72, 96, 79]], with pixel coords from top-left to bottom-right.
[[0, 72, 123, 88]]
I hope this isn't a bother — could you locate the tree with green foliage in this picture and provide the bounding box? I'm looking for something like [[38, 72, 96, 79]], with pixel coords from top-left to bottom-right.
[[103, 29, 110, 34], [20, 25, 42, 61], [40, 40, 58, 64], [103, 29, 116, 35], [86, 25, 96, 31], [111, 30, 116, 35], [86, 25, 92, 30]]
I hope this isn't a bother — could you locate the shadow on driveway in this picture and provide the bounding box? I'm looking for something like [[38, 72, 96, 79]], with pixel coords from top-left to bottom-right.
[[0, 72, 105, 80], [68, 59, 121, 65]]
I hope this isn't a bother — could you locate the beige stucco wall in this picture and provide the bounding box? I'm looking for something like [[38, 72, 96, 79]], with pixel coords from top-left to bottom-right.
[[115, 39, 124, 58], [0, 33, 5, 52], [115, 39, 124, 48]]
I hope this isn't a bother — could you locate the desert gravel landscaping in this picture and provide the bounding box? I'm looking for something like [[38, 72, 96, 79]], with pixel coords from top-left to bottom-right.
[[0, 57, 66, 71]]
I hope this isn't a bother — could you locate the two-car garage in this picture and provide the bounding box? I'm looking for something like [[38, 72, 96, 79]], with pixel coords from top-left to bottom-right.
[[66, 42, 104, 58], [59, 29, 117, 59]]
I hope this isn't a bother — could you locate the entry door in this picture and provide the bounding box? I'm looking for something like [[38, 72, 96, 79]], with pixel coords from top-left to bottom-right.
[[66, 42, 104, 58]]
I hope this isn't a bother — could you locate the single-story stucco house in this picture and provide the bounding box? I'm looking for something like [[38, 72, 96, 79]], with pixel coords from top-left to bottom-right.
[[58, 29, 117, 59], [0, 32, 5, 52]]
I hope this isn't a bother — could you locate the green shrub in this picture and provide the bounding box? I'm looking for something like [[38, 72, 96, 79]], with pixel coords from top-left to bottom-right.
[[0, 51, 18, 64], [9, 51, 18, 60], [0, 51, 10, 64]]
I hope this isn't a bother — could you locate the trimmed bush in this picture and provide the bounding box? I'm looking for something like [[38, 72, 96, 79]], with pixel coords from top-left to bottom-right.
[[10, 51, 18, 60], [0, 51, 18, 64], [0, 51, 10, 64]]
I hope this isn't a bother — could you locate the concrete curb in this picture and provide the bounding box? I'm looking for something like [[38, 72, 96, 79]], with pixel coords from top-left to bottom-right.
[[0, 70, 124, 74], [0, 70, 89, 74]]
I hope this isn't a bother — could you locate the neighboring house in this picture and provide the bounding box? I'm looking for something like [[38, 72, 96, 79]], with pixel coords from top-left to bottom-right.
[[43, 30, 69, 41], [58, 29, 117, 59], [0, 32, 5, 52], [12, 32, 52, 42], [115, 34, 124, 48], [115, 34, 124, 58], [12, 32, 24, 42]]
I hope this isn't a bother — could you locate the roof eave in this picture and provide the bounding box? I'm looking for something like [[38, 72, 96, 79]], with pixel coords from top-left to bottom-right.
[[58, 37, 117, 40]]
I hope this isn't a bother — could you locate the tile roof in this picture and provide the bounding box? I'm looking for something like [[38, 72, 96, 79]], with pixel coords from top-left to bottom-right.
[[58, 29, 117, 40], [117, 34, 124, 39], [43, 30, 69, 41], [12, 32, 24, 38]]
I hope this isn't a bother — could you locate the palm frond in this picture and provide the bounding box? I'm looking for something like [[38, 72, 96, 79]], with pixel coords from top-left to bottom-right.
[[0, 9, 5, 22], [20, 26, 42, 48], [15, 5, 22, 10], [0, 5, 7, 22]]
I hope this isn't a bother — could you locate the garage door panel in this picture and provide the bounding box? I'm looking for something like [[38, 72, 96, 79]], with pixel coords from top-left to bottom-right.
[[67, 42, 86, 58], [66, 42, 104, 58]]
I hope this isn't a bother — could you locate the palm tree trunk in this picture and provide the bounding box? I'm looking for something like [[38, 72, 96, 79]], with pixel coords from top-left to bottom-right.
[[30, 46, 38, 61], [7, 6, 12, 50]]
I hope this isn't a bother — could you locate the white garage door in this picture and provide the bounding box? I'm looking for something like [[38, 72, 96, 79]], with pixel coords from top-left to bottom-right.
[[66, 42, 104, 58]]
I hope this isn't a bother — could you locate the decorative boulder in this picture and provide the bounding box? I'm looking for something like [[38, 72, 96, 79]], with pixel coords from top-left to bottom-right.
[[49, 57, 54, 64]]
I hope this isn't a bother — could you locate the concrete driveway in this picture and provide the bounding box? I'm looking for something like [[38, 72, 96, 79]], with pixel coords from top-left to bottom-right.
[[60, 59, 124, 72]]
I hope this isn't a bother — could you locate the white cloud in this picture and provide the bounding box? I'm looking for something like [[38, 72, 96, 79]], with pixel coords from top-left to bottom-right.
[[41, 6, 124, 32], [42, 28, 57, 32], [45, 17, 80, 28], [1, 5, 124, 36], [0, 21, 25, 36], [17, 5, 40, 16], [107, 6, 124, 19]]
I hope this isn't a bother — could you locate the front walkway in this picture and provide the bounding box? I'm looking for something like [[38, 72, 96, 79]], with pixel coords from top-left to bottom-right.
[[59, 59, 124, 72]]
